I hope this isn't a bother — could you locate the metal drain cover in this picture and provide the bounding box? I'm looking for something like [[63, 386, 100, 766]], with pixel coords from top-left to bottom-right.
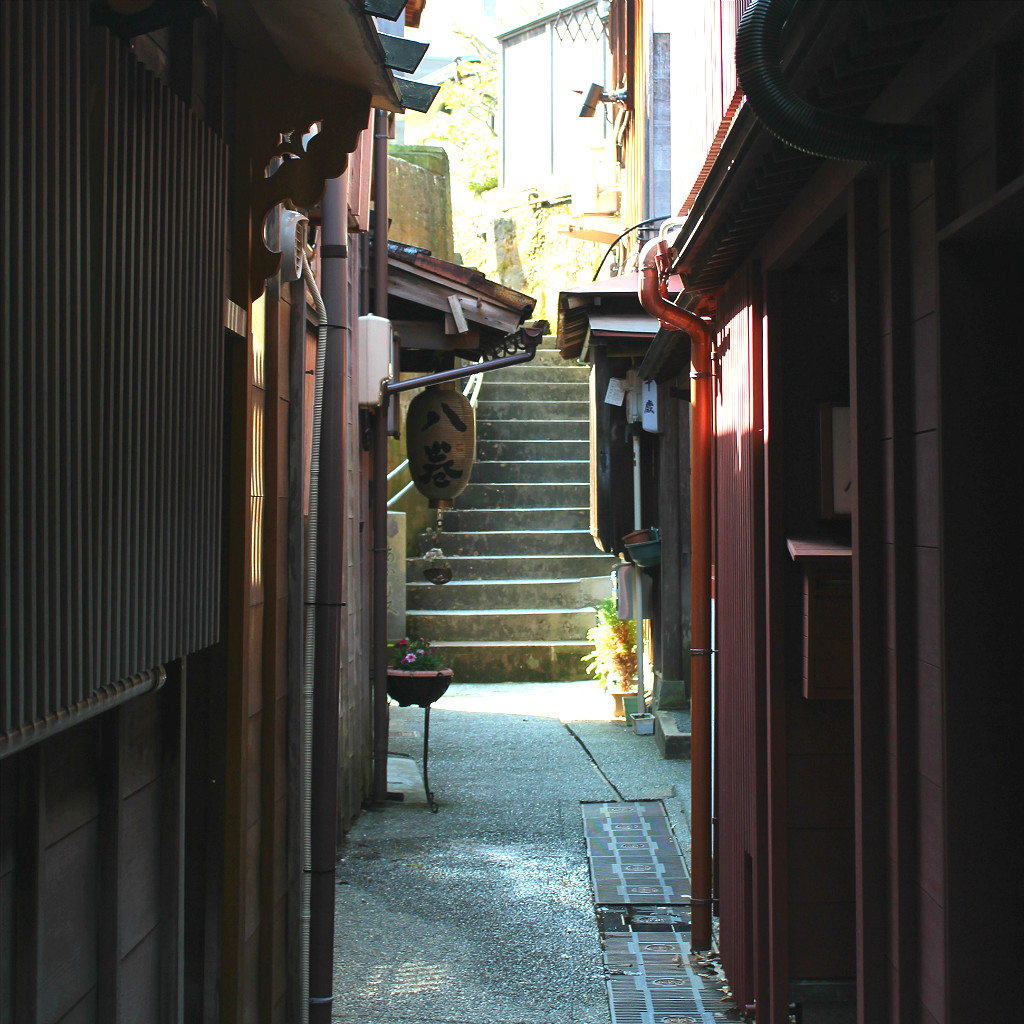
[[601, 932, 718, 1024], [583, 801, 690, 905]]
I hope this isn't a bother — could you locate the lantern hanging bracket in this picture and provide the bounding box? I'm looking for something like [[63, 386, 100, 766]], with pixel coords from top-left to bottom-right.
[[384, 321, 549, 396]]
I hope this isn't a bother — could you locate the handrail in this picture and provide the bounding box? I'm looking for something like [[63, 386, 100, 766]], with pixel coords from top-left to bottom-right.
[[386, 370, 484, 508]]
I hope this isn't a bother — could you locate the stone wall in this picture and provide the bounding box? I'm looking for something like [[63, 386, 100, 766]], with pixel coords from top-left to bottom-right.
[[387, 145, 455, 261], [454, 195, 602, 325]]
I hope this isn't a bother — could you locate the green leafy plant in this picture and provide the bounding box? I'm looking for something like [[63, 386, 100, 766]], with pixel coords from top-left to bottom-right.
[[388, 637, 447, 671], [427, 39, 499, 195], [582, 596, 637, 689]]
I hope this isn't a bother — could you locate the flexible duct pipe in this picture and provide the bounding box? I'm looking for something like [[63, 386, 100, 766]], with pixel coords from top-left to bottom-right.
[[308, 175, 348, 1023], [638, 237, 714, 951], [736, 0, 932, 162]]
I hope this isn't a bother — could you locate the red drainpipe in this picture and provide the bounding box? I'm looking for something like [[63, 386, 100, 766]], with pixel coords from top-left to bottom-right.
[[637, 237, 715, 951]]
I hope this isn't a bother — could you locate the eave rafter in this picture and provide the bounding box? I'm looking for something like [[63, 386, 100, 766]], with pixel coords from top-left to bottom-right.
[[233, 59, 372, 300]]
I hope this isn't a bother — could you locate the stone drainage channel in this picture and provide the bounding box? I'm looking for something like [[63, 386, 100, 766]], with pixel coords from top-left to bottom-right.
[[582, 800, 735, 1024]]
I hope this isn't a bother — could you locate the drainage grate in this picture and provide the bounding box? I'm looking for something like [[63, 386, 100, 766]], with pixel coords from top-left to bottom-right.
[[582, 802, 691, 905], [603, 933, 723, 1024], [606, 970, 718, 1024], [604, 932, 692, 973], [583, 802, 740, 1024], [598, 905, 691, 934]]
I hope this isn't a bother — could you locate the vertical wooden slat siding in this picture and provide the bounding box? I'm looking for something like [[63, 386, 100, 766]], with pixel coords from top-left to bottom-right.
[[0, 1, 227, 748], [714, 266, 768, 1015]]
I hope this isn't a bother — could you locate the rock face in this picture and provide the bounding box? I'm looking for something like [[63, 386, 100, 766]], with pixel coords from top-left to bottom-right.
[[405, 344, 618, 682]]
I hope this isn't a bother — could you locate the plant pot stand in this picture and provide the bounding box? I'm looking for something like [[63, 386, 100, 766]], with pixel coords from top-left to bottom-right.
[[386, 669, 452, 812]]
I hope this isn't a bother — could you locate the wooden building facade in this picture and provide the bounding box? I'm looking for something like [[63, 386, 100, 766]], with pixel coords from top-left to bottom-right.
[[570, 1, 1024, 1021], [656, 2, 1024, 1022], [0, 1, 404, 1020]]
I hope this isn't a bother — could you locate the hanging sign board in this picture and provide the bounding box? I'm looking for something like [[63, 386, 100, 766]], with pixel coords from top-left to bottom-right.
[[405, 385, 476, 509], [641, 379, 662, 433]]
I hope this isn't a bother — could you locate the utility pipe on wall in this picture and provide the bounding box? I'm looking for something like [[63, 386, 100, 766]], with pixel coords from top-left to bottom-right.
[[371, 107, 392, 805], [638, 237, 715, 950], [632, 433, 645, 712], [308, 175, 348, 1022]]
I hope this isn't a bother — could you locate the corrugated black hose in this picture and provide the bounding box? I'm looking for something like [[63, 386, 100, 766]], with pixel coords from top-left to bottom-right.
[[736, 0, 933, 162]]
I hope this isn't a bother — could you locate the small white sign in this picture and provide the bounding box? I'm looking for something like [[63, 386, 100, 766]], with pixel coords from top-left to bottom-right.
[[604, 377, 626, 406], [641, 379, 662, 433]]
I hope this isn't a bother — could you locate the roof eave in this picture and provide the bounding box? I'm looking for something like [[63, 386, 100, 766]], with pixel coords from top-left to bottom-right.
[[216, 0, 404, 111]]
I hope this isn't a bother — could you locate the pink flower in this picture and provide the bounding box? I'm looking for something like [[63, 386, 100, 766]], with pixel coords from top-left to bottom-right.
[[402, 653, 416, 665]]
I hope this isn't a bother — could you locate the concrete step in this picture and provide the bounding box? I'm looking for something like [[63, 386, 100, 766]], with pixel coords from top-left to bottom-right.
[[476, 417, 588, 441], [408, 553, 617, 581], [407, 607, 596, 642], [408, 576, 610, 611], [429, 639, 592, 683], [422, 528, 605, 557], [480, 381, 589, 403], [457, 481, 590, 509], [472, 459, 589, 484], [439, 507, 590, 533], [476, 439, 589, 462], [527, 346, 572, 365], [476, 399, 590, 421], [487, 364, 589, 384]]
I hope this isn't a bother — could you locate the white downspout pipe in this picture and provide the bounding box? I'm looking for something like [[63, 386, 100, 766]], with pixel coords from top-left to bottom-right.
[[633, 432, 645, 711]]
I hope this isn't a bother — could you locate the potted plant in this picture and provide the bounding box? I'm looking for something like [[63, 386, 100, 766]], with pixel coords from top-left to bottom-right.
[[582, 596, 638, 718], [386, 637, 453, 707]]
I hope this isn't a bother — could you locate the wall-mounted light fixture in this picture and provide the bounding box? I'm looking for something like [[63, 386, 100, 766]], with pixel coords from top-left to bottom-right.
[[578, 82, 627, 118]]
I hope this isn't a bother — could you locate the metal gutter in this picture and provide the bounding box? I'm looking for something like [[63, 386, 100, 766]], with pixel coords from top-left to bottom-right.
[[638, 238, 715, 952]]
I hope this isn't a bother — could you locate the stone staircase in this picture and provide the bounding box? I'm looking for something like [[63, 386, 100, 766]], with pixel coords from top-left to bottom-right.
[[406, 346, 619, 682]]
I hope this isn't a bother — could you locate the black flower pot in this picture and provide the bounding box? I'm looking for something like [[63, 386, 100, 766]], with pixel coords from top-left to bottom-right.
[[386, 668, 453, 708]]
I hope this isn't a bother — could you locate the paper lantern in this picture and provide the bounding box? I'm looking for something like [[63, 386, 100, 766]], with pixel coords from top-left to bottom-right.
[[405, 384, 476, 508]]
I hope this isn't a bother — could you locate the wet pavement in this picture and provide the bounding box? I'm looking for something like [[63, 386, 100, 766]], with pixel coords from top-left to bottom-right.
[[331, 682, 694, 1023]]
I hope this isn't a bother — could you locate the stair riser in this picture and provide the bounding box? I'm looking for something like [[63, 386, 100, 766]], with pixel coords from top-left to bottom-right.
[[527, 346, 570, 364], [408, 577, 609, 611], [476, 439, 589, 461], [481, 381, 588, 403], [472, 460, 588, 484], [433, 644, 592, 683], [440, 508, 589, 532], [486, 365, 589, 384], [476, 419, 588, 441], [477, 400, 590, 420], [458, 482, 590, 509], [408, 609, 596, 642], [408, 554, 617, 581], [421, 530, 605, 557]]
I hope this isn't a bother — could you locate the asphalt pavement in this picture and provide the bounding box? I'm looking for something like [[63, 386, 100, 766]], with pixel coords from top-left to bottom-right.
[[331, 681, 693, 1023]]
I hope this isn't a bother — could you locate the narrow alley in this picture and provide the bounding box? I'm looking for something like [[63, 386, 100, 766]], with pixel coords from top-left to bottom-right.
[[330, 682, 734, 1023], [5, 3, 1021, 1023]]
